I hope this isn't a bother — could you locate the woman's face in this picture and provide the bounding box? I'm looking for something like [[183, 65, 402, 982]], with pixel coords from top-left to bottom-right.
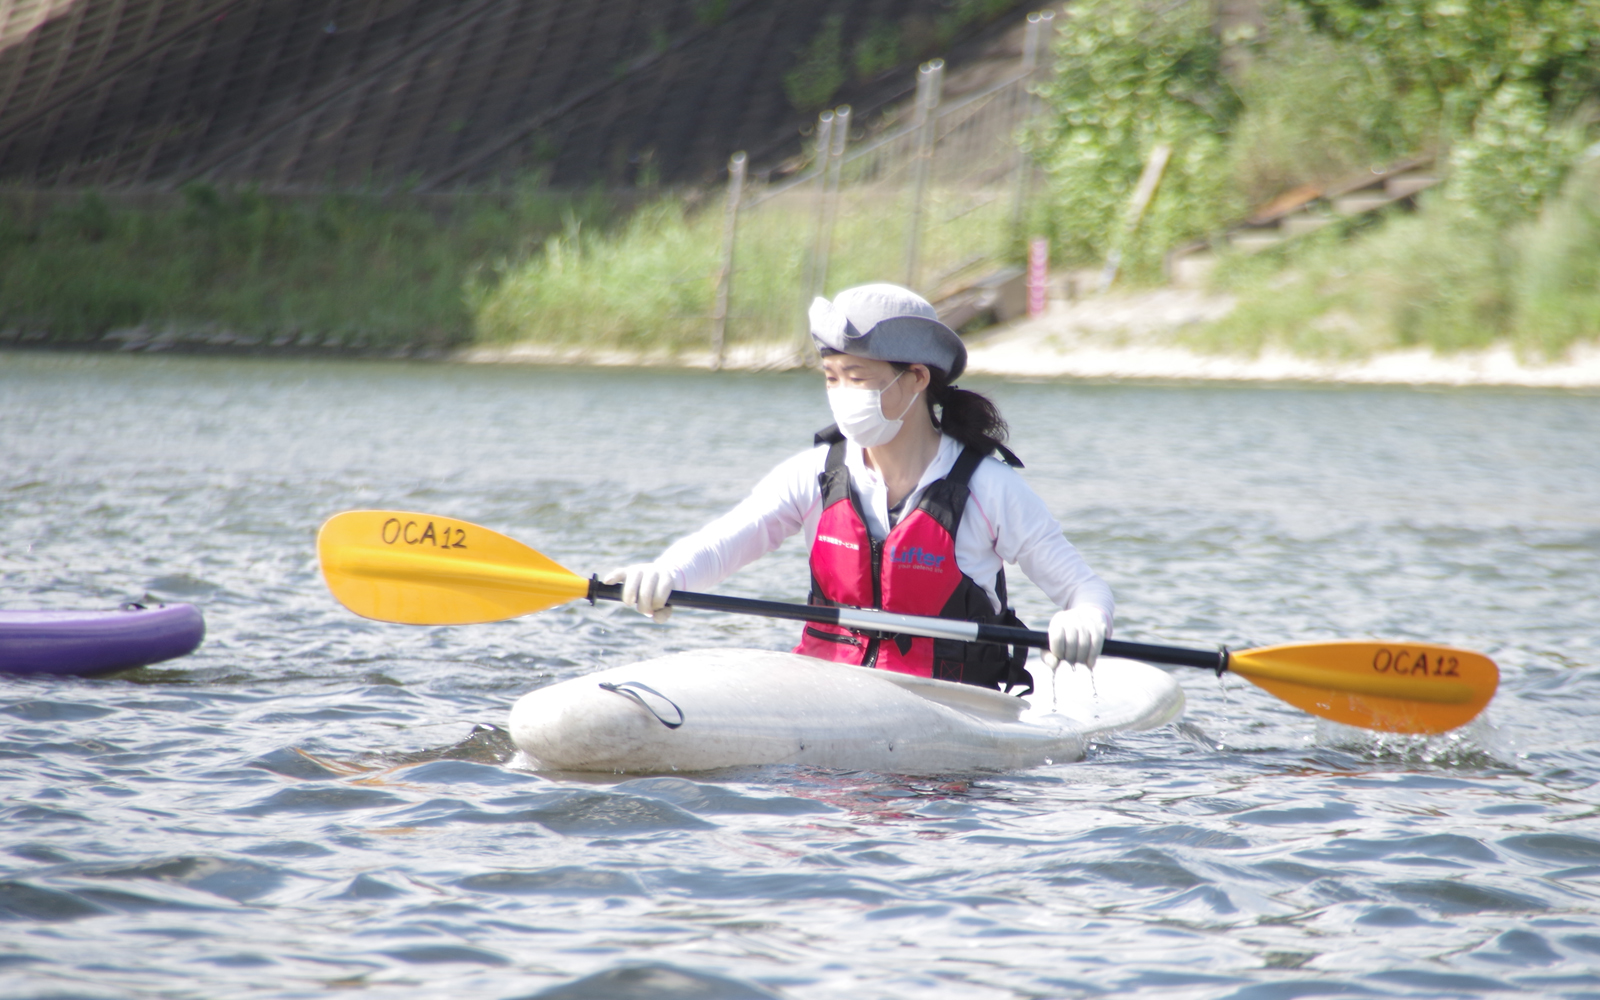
[[822, 355, 930, 399], [821, 355, 933, 442]]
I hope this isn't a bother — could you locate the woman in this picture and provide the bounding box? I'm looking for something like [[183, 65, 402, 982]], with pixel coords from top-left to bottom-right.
[[604, 283, 1111, 692]]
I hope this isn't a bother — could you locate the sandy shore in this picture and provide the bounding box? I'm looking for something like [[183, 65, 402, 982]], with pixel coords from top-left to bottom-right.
[[457, 289, 1600, 389], [963, 290, 1600, 388], [454, 339, 809, 372]]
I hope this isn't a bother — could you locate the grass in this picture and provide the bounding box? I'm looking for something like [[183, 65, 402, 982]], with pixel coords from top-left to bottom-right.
[[1511, 156, 1600, 358], [1224, 10, 1432, 203], [472, 200, 723, 353], [1195, 162, 1600, 362], [472, 181, 1021, 355], [0, 175, 1018, 360], [11, 157, 1597, 366], [0, 183, 614, 349], [1195, 208, 1509, 358]]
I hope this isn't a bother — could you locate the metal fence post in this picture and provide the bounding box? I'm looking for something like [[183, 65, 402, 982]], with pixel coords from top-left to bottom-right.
[[710, 150, 747, 370], [1010, 10, 1052, 232], [799, 110, 835, 332], [903, 59, 944, 292], [811, 104, 851, 301]]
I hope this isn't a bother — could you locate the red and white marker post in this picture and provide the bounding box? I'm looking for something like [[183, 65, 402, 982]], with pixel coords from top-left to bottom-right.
[[1027, 238, 1049, 317]]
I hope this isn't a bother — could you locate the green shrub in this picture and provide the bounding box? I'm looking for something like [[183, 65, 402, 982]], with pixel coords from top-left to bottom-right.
[[693, 0, 729, 26], [1167, 1, 1600, 358], [1032, 0, 1600, 282], [934, 0, 1019, 47], [783, 15, 846, 113], [853, 19, 903, 81], [1290, 0, 1600, 133], [1286, 0, 1600, 226], [1227, 14, 1432, 199], [1445, 83, 1582, 225], [1030, 0, 1242, 279], [1512, 153, 1600, 357]]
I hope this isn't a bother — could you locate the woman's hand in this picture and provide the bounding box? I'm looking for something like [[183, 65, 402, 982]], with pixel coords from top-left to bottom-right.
[[601, 564, 676, 623], [1042, 607, 1107, 669]]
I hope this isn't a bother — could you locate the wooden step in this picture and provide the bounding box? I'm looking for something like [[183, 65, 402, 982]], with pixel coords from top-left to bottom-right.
[[1386, 173, 1439, 199], [1230, 231, 1284, 253], [1333, 193, 1397, 216], [1281, 215, 1334, 237]]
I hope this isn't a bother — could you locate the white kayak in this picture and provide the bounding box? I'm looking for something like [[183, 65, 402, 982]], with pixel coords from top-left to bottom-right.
[[509, 649, 1185, 775]]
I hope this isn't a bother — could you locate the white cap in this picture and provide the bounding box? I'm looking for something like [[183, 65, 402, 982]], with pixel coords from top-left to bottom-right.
[[809, 283, 966, 379]]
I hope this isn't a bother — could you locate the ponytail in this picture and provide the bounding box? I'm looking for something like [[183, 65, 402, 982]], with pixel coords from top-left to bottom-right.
[[893, 363, 1022, 467]]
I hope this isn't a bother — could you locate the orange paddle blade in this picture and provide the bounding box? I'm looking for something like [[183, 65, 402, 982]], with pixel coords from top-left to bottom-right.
[[317, 510, 590, 625], [1228, 640, 1499, 734]]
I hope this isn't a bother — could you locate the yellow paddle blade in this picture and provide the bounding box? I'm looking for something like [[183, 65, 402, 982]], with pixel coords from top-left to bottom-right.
[[317, 510, 590, 625], [1229, 640, 1499, 734]]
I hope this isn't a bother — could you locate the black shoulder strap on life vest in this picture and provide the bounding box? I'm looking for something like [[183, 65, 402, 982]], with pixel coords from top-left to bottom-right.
[[814, 424, 851, 508], [945, 446, 985, 489], [812, 427, 990, 539], [913, 446, 983, 538]]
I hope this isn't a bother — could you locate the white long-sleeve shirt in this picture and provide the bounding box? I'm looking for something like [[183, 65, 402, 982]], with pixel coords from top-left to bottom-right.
[[656, 434, 1114, 630]]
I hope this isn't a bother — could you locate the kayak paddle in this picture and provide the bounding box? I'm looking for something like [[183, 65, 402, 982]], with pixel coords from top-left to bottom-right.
[[317, 510, 1498, 735]]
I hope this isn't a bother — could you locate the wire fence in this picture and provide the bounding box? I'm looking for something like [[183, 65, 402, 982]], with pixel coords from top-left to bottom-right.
[[710, 9, 1057, 366]]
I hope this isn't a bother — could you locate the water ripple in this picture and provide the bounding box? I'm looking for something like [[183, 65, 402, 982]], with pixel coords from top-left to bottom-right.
[[2, 355, 1598, 998]]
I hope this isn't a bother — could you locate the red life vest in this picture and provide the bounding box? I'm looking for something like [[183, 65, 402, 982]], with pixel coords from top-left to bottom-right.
[[792, 429, 1032, 692]]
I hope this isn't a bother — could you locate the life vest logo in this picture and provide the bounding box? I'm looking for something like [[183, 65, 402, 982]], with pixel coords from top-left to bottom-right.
[[817, 534, 860, 551], [889, 546, 946, 570]]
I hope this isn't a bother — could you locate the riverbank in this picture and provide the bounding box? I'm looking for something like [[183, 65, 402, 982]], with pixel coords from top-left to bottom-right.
[[451, 287, 1600, 389], [11, 181, 1600, 389], [453, 338, 809, 372], [961, 290, 1600, 388], [0, 325, 457, 359], [22, 298, 1599, 389]]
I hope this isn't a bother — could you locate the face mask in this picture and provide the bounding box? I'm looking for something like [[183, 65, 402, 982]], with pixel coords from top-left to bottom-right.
[[827, 371, 921, 448]]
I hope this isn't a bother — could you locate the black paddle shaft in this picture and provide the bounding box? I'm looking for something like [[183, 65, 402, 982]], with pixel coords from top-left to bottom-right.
[[588, 580, 1230, 675]]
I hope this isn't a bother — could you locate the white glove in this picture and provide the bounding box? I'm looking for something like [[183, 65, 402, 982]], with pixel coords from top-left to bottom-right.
[[1042, 607, 1107, 670], [601, 564, 676, 623]]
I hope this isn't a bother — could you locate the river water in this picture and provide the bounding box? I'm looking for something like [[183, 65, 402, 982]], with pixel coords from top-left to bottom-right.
[[2, 352, 1598, 1000]]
